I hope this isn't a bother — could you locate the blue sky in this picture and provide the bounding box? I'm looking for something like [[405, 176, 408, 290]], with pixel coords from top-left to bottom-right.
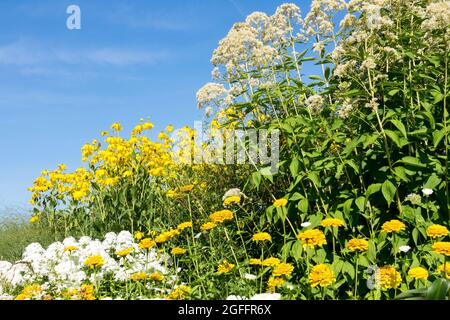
[[0, 0, 313, 211]]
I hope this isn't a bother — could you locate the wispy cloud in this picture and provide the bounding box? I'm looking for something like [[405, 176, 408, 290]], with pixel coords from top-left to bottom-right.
[[0, 40, 169, 67]]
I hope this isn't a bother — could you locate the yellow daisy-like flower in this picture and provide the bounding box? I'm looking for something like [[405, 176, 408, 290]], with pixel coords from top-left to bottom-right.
[[110, 122, 123, 132], [22, 284, 42, 297], [155, 229, 180, 244], [171, 247, 187, 255], [167, 285, 190, 300], [378, 266, 402, 290], [261, 257, 281, 267], [179, 184, 194, 192], [223, 196, 241, 206], [272, 263, 294, 277], [297, 229, 327, 248], [217, 260, 235, 274], [267, 277, 285, 291], [309, 264, 335, 288], [209, 210, 234, 223], [149, 272, 165, 281], [249, 258, 263, 266], [64, 246, 78, 252], [320, 218, 345, 228], [80, 284, 95, 300], [432, 242, 450, 256], [252, 232, 272, 242], [177, 221, 193, 231], [426, 225, 449, 239], [381, 220, 406, 233], [347, 239, 369, 252], [29, 216, 39, 224], [408, 267, 429, 280], [134, 231, 145, 240], [130, 272, 148, 282], [116, 247, 134, 257], [201, 222, 216, 232], [273, 198, 288, 208], [84, 255, 104, 269], [139, 238, 156, 250], [437, 262, 450, 279]]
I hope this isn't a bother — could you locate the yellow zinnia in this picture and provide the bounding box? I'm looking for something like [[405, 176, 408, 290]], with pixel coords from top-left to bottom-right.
[[408, 267, 429, 280], [252, 232, 272, 242], [273, 198, 288, 208], [217, 260, 235, 274], [426, 225, 449, 239], [378, 266, 402, 290], [320, 218, 345, 228], [309, 264, 335, 288], [381, 220, 406, 233], [432, 242, 450, 256], [347, 239, 369, 252], [297, 229, 327, 248]]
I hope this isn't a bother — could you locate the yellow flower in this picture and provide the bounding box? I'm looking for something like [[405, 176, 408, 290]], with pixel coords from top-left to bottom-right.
[[166, 189, 177, 198], [309, 264, 335, 288], [217, 260, 235, 274], [80, 284, 95, 300], [267, 277, 285, 291], [347, 239, 369, 252], [252, 232, 272, 242], [378, 266, 402, 290], [64, 246, 78, 252], [166, 125, 174, 133], [427, 225, 449, 239], [15, 294, 29, 300], [320, 218, 345, 228], [22, 284, 42, 297], [29, 216, 39, 224], [167, 285, 190, 300], [201, 222, 216, 232], [130, 272, 148, 282], [84, 255, 104, 269], [111, 122, 123, 132], [177, 221, 193, 231], [101, 131, 109, 136], [155, 229, 180, 244], [171, 247, 187, 255], [249, 258, 263, 266], [297, 229, 327, 248], [381, 220, 406, 233], [223, 196, 241, 206], [273, 198, 288, 208], [272, 263, 294, 277], [149, 272, 165, 281], [209, 210, 234, 223], [432, 242, 450, 256], [437, 262, 450, 279], [261, 257, 281, 267], [408, 267, 429, 280], [179, 184, 194, 192], [139, 238, 156, 250], [116, 247, 134, 257], [134, 231, 145, 240]]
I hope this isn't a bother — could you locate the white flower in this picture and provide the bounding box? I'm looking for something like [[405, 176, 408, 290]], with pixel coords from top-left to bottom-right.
[[250, 293, 281, 300], [399, 245, 411, 253], [243, 273, 257, 280], [227, 295, 248, 300], [422, 188, 433, 196], [301, 222, 312, 228]]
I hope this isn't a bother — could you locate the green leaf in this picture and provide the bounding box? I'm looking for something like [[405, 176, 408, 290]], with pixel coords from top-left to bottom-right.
[[355, 197, 366, 212], [426, 279, 450, 300], [382, 180, 397, 206], [366, 183, 382, 198], [298, 198, 309, 214], [384, 130, 402, 148], [390, 119, 408, 138], [398, 156, 427, 168], [433, 128, 446, 148], [343, 199, 353, 216], [424, 174, 442, 190], [289, 157, 300, 177]]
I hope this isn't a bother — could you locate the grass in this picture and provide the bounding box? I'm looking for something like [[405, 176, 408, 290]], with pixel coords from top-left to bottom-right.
[[0, 214, 55, 262]]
